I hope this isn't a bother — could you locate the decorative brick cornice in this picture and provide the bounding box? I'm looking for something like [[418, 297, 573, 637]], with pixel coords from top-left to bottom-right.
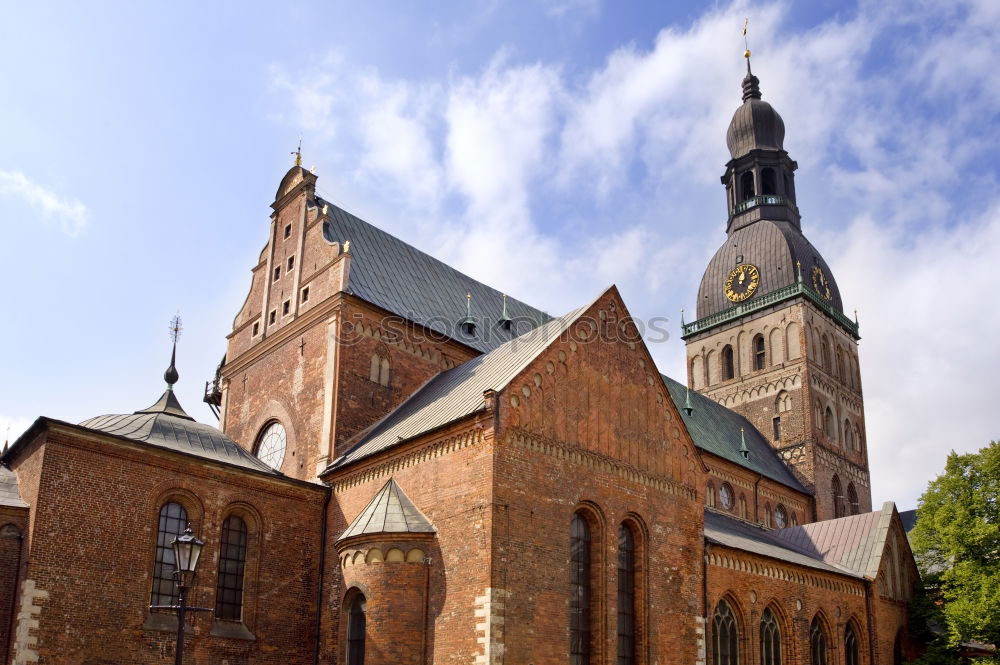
[[507, 429, 697, 501], [707, 548, 864, 595]]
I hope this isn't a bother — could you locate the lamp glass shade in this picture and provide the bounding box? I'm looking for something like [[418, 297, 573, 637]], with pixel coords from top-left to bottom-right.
[[172, 526, 205, 574]]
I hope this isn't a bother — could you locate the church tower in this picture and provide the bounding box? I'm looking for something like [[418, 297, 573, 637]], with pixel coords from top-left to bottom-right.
[[683, 61, 871, 522]]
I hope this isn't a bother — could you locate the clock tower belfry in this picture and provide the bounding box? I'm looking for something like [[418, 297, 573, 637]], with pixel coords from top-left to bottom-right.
[[682, 60, 871, 523]]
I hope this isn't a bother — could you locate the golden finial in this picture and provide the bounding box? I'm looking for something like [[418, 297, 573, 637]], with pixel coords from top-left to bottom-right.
[[742, 18, 751, 59], [291, 135, 302, 167], [343, 240, 351, 253]]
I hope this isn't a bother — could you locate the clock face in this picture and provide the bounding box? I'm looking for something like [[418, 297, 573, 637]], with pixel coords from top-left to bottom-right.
[[811, 266, 832, 301], [724, 263, 761, 303]]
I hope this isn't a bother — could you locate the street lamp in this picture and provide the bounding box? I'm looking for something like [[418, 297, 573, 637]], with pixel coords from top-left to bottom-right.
[[171, 525, 205, 665]]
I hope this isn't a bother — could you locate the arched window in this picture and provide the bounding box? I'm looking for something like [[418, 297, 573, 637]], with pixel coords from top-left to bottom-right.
[[761, 168, 777, 196], [712, 598, 739, 665], [776, 391, 791, 413], [722, 345, 735, 381], [739, 496, 747, 519], [824, 408, 836, 441], [774, 504, 788, 529], [379, 356, 391, 386], [215, 515, 248, 621], [740, 171, 755, 201], [810, 617, 828, 665], [151, 502, 188, 607], [848, 484, 859, 516], [719, 483, 735, 511], [346, 593, 366, 665], [707, 482, 716, 508], [836, 348, 845, 380], [570, 513, 592, 665], [760, 608, 782, 665], [752, 335, 766, 370], [844, 420, 853, 449], [821, 336, 831, 370], [617, 524, 636, 665], [832, 476, 845, 518], [763, 503, 772, 528], [368, 354, 380, 383], [845, 624, 860, 665], [254, 421, 287, 470]]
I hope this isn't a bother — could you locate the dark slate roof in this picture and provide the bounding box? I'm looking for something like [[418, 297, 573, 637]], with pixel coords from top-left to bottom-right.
[[330, 298, 595, 470], [321, 200, 552, 353], [771, 501, 897, 578], [726, 71, 785, 159], [0, 466, 27, 508], [79, 389, 278, 475], [662, 374, 806, 492], [705, 510, 861, 577], [695, 218, 843, 320], [338, 478, 435, 541]]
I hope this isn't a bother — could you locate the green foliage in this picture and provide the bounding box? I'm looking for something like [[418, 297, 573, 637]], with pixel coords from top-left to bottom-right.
[[910, 440, 1000, 650]]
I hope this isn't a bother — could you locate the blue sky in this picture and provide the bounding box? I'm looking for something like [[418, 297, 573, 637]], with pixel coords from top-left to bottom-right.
[[2, 0, 998, 509]]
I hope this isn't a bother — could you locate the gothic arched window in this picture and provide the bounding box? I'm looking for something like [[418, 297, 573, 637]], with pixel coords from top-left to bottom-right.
[[753, 335, 766, 371], [832, 476, 845, 518], [151, 501, 188, 607], [836, 347, 846, 380], [810, 617, 828, 665], [824, 407, 836, 441], [821, 336, 831, 370], [844, 420, 853, 449], [570, 513, 592, 665], [760, 608, 782, 665], [369, 354, 391, 387], [722, 345, 735, 381], [712, 599, 740, 665], [776, 391, 791, 413], [617, 524, 637, 665], [346, 592, 366, 665], [845, 624, 860, 665], [847, 484, 859, 516], [215, 515, 248, 621], [774, 504, 788, 529]]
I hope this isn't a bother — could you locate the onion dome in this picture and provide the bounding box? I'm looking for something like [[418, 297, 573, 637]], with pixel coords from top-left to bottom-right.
[[726, 66, 786, 159]]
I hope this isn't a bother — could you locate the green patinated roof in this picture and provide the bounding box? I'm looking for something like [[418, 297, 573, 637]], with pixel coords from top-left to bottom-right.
[[662, 374, 806, 493]]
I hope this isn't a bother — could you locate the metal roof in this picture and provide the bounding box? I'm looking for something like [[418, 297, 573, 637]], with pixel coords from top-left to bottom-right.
[[661, 374, 807, 492], [338, 478, 435, 541], [705, 510, 862, 578], [329, 298, 594, 470], [771, 501, 897, 578], [0, 466, 27, 508], [79, 388, 278, 475], [321, 201, 552, 353]]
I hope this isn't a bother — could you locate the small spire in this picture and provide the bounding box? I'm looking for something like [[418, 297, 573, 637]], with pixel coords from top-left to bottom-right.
[[795, 260, 803, 283], [854, 309, 859, 325], [165, 315, 182, 388], [739, 427, 750, 459], [683, 386, 694, 416], [740, 20, 762, 102], [461, 293, 476, 335], [499, 294, 513, 330], [291, 135, 302, 167], [680, 308, 686, 326]]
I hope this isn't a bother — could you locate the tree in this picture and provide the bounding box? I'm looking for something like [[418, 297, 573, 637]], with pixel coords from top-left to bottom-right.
[[910, 440, 1000, 654]]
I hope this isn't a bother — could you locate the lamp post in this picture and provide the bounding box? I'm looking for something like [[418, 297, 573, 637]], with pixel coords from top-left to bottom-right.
[[171, 525, 204, 665]]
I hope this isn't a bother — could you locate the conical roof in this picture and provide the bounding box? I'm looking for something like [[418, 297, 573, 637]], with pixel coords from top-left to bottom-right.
[[338, 478, 435, 541]]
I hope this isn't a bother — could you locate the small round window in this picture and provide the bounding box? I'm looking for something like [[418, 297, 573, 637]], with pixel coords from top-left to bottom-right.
[[719, 483, 735, 510], [255, 422, 287, 470], [774, 504, 788, 529]]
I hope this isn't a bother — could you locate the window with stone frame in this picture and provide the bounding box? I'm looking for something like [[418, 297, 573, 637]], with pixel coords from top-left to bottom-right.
[[753, 334, 766, 370], [845, 624, 861, 665], [151, 501, 188, 607], [722, 345, 735, 381], [847, 483, 860, 515], [832, 475, 846, 518]]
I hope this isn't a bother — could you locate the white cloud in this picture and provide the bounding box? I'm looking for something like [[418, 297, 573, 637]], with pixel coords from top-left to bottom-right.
[[269, 0, 1000, 510], [0, 170, 88, 237]]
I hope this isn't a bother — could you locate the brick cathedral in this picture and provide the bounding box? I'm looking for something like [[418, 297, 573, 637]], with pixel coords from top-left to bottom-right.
[[0, 62, 919, 665]]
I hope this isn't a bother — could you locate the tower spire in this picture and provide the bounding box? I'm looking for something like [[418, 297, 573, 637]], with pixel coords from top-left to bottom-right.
[[740, 18, 762, 102], [165, 315, 182, 389], [292, 135, 302, 168]]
